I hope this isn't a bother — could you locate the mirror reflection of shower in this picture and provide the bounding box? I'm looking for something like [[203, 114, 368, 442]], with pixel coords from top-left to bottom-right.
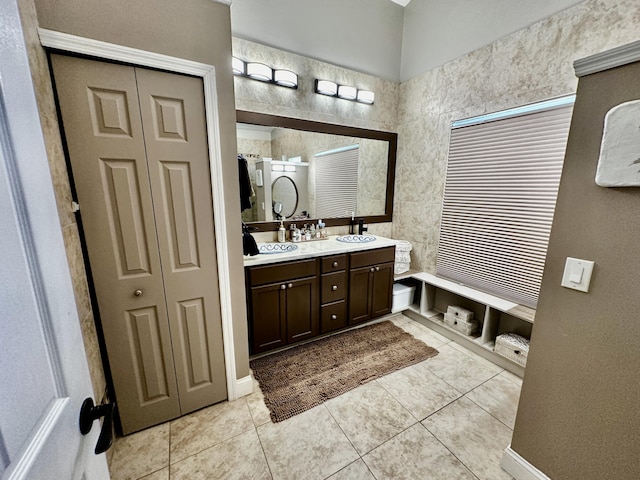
[[253, 158, 309, 221]]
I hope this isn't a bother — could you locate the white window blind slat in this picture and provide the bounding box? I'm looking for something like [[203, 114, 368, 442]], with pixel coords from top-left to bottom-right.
[[436, 100, 574, 307]]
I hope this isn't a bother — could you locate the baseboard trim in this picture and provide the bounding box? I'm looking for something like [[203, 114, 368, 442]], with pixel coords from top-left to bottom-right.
[[502, 445, 551, 480], [234, 375, 254, 399]]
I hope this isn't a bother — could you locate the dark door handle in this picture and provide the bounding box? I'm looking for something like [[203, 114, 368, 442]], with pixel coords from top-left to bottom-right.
[[79, 397, 115, 454]]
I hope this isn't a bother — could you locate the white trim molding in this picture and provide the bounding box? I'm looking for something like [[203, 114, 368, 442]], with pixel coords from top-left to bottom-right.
[[502, 445, 552, 480], [574, 39, 640, 77], [37, 28, 248, 401], [234, 375, 254, 398]]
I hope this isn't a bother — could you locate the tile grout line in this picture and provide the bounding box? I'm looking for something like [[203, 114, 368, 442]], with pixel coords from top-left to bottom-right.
[[420, 422, 483, 480], [253, 423, 276, 480]]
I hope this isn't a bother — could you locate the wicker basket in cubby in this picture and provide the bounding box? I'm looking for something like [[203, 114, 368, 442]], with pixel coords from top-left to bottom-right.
[[494, 333, 530, 367]]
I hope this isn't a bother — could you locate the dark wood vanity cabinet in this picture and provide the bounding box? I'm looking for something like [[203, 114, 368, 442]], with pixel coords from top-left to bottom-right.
[[246, 259, 319, 354], [246, 246, 395, 354], [348, 247, 395, 325], [320, 254, 348, 334]]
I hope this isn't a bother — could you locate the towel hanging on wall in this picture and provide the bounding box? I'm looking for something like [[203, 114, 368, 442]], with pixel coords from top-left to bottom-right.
[[238, 154, 254, 211]]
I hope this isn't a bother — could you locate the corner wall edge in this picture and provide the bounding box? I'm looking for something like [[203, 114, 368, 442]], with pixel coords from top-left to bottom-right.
[[502, 445, 552, 480]]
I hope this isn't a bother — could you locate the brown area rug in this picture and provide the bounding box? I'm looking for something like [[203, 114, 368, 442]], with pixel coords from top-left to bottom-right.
[[250, 320, 439, 422]]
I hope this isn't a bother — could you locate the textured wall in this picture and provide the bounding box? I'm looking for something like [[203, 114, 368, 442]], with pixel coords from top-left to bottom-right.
[[395, 0, 640, 275], [233, 37, 399, 133]]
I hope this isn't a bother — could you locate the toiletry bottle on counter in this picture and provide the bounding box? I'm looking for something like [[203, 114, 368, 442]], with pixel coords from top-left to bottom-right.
[[278, 220, 286, 243], [291, 224, 300, 243], [318, 219, 327, 239]]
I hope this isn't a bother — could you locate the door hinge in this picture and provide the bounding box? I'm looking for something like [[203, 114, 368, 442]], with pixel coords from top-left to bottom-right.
[[72, 201, 80, 212]]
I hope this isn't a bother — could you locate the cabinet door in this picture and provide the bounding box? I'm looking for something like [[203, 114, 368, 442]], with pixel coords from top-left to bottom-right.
[[250, 283, 287, 354], [349, 266, 373, 325], [286, 276, 319, 344], [371, 262, 394, 318]]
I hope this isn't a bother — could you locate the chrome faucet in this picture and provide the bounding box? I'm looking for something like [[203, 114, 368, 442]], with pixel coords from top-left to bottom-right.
[[358, 219, 368, 235]]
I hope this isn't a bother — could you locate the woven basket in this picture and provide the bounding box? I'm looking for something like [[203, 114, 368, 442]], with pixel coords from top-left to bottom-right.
[[494, 333, 529, 367], [444, 312, 479, 336]]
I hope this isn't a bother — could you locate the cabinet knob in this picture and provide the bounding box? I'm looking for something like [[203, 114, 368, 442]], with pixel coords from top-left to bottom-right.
[[332, 285, 338, 291], [331, 314, 337, 320], [370, 267, 375, 273], [288, 283, 293, 289], [280, 284, 286, 290], [375, 266, 380, 272], [332, 261, 339, 267], [134, 289, 143, 297]]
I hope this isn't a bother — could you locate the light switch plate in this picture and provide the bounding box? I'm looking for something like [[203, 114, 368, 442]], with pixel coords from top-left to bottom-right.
[[561, 257, 595, 292]]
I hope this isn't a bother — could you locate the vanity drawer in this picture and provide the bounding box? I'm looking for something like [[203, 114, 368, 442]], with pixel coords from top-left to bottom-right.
[[321, 271, 347, 304], [321, 254, 348, 273], [321, 301, 347, 334], [350, 246, 395, 269], [247, 258, 317, 287]]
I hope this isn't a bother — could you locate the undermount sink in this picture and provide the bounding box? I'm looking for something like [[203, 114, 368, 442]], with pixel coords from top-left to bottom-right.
[[336, 234, 376, 243], [257, 243, 299, 254]]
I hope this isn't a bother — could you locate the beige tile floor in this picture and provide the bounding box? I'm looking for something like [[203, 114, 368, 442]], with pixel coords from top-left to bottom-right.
[[108, 314, 521, 480]]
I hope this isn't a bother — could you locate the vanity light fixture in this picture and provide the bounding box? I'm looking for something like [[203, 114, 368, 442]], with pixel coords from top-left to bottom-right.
[[233, 58, 298, 89], [232, 57, 245, 76], [315, 79, 339, 96], [314, 79, 374, 105], [274, 69, 298, 88], [356, 90, 375, 104], [246, 62, 272, 82], [337, 85, 357, 100]]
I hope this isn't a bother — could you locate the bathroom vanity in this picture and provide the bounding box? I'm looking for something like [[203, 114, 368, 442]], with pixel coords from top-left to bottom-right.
[[244, 236, 397, 354]]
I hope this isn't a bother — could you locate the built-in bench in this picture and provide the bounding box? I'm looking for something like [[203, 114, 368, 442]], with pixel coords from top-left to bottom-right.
[[393, 271, 534, 377]]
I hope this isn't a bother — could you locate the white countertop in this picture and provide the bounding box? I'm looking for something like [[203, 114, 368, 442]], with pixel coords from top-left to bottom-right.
[[243, 235, 399, 267]]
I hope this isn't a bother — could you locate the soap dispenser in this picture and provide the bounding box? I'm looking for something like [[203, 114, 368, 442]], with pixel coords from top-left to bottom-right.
[[278, 220, 286, 243]]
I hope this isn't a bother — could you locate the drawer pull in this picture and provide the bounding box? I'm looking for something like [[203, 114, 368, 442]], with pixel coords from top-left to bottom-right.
[[375, 266, 380, 272], [288, 283, 293, 289], [280, 284, 286, 290], [331, 314, 337, 320], [370, 267, 375, 272], [332, 285, 338, 291], [332, 261, 339, 267]]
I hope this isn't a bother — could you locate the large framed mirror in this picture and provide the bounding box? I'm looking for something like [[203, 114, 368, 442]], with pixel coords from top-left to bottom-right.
[[237, 110, 397, 231]]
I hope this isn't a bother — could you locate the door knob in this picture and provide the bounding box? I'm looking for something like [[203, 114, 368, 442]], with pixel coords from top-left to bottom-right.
[[375, 266, 380, 271], [332, 285, 338, 291], [331, 314, 337, 320], [134, 289, 143, 296], [280, 284, 286, 290], [370, 267, 375, 272], [79, 397, 115, 454], [288, 283, 293, 288]]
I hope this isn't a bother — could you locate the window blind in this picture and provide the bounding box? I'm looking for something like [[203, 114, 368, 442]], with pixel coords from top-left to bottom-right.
[[436, 99, 574, 308], [315, 145, 359, 218]]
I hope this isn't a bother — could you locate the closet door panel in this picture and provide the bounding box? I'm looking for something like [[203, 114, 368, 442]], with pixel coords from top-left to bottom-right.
[[136, 68, 227, 413], [50, 55, 180, 434]]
